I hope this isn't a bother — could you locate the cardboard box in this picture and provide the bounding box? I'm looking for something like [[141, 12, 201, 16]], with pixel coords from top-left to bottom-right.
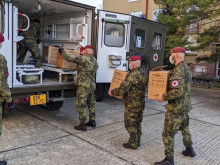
[[56, 49, 79, 70], [42, 46, 59, 65], [109, 69, 128, 99], [148, 66, 171, 100]]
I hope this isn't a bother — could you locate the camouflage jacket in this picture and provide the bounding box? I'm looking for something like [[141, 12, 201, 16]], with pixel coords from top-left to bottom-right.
[[0, 54, 12, 103], [20, 21, 43, 42], [163, 61, 192, 114], [61, 50, 98, 89], [112, 68, 148, 109]]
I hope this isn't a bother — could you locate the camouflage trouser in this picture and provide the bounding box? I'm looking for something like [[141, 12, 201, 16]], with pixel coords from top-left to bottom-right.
[[18, 39, 41, 67], [163, 111, 193, 158], [124, 105, 144, 148], [0, 88, 12, 103], [0, 103, 2, 136], [76, 86, 96, 124]]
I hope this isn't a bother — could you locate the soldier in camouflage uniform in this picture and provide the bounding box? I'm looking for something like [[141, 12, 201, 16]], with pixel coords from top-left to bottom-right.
[[109, 56, 148, 150], [155, 47, 196, 165], [59, 45, 98, 131], [0, 32, 14, 165], [18, 19, 43, 68]]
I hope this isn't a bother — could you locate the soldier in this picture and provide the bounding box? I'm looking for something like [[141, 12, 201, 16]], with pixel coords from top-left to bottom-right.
[[59, 45, 98, 131], [108, 56, 148, 150], [17, 19, 43, 68], [155, 47, 196, 165], [0, 32, 14, 165]]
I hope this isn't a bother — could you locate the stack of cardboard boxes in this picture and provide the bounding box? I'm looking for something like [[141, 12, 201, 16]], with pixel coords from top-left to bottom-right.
[[109, 66, 171, 100], [148, 66, 171, 100], [109, 69, 128, 99], [42, 46, 79, 70]]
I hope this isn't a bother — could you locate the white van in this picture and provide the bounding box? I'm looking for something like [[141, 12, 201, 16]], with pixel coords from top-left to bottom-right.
[[0, 0, 166, 109]]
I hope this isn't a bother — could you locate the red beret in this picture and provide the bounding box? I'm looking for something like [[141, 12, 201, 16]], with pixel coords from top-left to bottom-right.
[[129, 56, 142, 61], [84, 45, 94, 50], [0, 32, 5, 42], [171, 47, 185, 53]]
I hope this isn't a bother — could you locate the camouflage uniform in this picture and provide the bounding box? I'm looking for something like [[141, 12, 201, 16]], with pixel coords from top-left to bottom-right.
[[61, 50, 98, 124], [112, 68, 148, 148], [18, 21, 43, 67], [0, 54, 12, 135], [162, 61, 193, 159]]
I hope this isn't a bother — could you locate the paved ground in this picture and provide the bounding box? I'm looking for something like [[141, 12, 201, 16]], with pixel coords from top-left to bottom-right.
[[0, 87, 220, 165]]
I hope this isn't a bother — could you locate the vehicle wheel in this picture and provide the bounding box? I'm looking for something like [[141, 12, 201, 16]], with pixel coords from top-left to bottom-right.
[[137, 54, 150, 75], [47, 101, 63, 111], [141, 60, 150, 75], [95, 84, 104, 102]]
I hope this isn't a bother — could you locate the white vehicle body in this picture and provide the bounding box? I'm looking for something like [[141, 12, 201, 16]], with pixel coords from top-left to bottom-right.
[[0, 0, 166, 106]]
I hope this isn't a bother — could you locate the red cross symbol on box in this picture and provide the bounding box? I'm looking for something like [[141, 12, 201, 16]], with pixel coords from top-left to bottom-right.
[[153, 53, 158, 61], [172, 80, 179, 87]]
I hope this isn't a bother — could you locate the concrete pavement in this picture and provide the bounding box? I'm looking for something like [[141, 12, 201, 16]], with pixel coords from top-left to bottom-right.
[[0, 87, 219, 165]]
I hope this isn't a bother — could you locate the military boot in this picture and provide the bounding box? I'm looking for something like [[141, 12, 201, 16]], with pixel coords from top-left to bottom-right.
[[86, 120, 96, 127], [137, 139, 141, 147], [182, 147, 196, 157], [123, 143, 137, 150], [137, 141, 141, 147], [0, 161, 7, 165], [154, 157, 174, 165], [74, 124, 87, 131]]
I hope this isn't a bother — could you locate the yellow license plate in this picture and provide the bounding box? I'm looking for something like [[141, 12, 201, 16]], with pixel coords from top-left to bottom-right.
[[30, 94, 46, 106]]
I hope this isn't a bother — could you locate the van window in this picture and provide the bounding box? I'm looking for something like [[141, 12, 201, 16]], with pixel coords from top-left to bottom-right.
[[152, 33, 162, 50], [104, 23, 125, 47], [0, 6, 3, 32], [134, 29, 145, 48]]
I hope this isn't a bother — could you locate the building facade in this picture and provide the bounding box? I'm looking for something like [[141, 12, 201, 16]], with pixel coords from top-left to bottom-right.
[[103, 0, 159, 21]]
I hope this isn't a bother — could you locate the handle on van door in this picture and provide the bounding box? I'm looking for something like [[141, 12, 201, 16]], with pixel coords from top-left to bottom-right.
[[76, 24, 84, 38], [17, 13, 30, 32], [76, 24, 88, 39]]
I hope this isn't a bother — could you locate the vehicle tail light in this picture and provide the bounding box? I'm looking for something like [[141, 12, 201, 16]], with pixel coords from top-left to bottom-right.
[[25, 97, 30, 102]]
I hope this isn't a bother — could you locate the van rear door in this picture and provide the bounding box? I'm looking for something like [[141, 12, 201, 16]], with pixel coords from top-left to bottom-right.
[[96, 10, 131, 83]]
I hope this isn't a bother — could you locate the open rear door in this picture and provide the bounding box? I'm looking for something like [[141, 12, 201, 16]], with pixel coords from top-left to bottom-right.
[[96, 10, 131, 83]]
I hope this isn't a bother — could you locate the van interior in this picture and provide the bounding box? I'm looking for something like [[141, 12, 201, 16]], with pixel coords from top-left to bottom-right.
[[12, 0, 93, 85]]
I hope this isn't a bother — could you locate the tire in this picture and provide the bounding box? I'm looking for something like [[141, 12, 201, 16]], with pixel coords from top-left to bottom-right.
[[47, 101, 63, 111], [136, 53, 151, 75], [141, 60, 150, 75], [95, 83, 104, 102]]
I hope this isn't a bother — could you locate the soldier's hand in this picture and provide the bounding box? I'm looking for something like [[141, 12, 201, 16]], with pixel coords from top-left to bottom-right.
[[59, 47, 64, 54], [156, 93, 163, 102], [108, 90, 113, 96]]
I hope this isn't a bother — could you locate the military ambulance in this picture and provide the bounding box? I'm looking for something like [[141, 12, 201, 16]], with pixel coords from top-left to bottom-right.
[[0, 0, 166, 109]]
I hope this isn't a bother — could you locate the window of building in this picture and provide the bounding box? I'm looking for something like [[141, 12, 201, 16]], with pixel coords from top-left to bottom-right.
[[153, 9, 163, 22], [134, 29, 145, 48], [152, 33, 162, 50], [104, 23, 125, 47], [185, 35, 197, 54], [128, 0, 140, 2], [187, 21, 198, 33], [129, 11, 142, 17], [0, 7, 3, 33]]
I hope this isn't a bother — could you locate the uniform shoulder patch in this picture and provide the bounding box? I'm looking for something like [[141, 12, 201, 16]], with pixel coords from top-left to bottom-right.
[[171, 80, 179, 87]]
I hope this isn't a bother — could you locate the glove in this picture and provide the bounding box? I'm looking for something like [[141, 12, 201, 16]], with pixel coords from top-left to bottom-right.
[[59, 47, 64, 54]]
